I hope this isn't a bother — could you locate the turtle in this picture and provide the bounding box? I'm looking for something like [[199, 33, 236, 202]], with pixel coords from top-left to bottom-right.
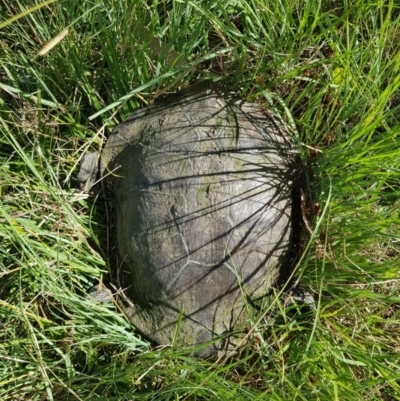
[[81, 81, 298, 357]]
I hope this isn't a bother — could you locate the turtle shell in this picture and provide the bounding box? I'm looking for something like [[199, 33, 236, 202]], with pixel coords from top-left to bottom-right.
[[101, 82, 295, 356]]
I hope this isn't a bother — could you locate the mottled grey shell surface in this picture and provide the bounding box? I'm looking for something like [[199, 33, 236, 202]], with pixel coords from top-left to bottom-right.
[[102, 82, 295, 356]]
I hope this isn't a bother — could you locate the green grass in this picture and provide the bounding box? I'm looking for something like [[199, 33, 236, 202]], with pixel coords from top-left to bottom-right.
[[1, 0, 399, 399]]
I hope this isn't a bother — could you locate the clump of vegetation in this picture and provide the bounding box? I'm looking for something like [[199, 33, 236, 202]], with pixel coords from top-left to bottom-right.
[[1, 0, 399, 400]]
